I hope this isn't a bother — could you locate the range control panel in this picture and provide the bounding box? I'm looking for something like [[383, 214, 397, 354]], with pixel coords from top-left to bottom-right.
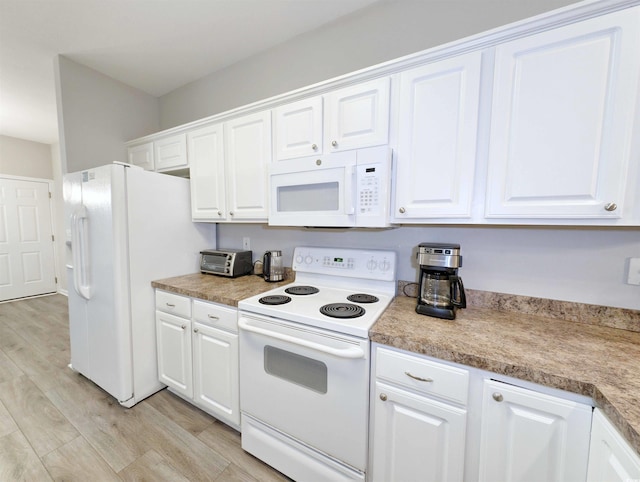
[[292, 246, 396, 281]]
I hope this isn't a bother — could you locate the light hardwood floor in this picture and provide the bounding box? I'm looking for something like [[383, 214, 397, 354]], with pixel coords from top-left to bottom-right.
[[0, 294, 289, 481]]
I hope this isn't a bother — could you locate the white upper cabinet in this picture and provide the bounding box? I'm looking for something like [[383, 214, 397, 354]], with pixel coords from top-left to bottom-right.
[[325, 77, 390, 153], [273, 78, 390, 161], [393, 51, 483, 221], [188, 123, 226, 221], [273, 97, 323, 161], [128, 142, 154, 171], [225, 111, 272, 221], [485, 7, 640, 221], [154, 133, 188, 171]]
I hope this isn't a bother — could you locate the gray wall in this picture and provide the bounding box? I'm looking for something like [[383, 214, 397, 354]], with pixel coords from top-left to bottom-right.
[[159, 0, 639, 311], [55, 56, 160, 174], [159, 0, 579, 129], [0, 135, 53, 178]]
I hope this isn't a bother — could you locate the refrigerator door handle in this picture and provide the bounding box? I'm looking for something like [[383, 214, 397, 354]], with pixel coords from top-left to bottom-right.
[[71, 206, 91, 300]]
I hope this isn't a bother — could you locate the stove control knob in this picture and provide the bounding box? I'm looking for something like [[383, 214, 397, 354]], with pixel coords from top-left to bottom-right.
[[379, 259, 391, 272], [295, 254, 303, 264], [305, 255, 313, 265], [367, 259, 378, 271]]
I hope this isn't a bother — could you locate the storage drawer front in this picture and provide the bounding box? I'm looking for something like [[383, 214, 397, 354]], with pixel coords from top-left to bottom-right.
[[376, 348, 469, 405], [155, 290, 191, 318], [193, 299, 238, 333]]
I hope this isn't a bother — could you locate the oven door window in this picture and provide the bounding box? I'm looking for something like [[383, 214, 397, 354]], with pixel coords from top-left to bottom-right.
[[264, 345, 327, 394]]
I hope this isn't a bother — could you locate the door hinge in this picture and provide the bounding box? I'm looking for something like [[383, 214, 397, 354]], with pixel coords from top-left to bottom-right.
[[55, 277, 58, 284], [51, 234, 55, 242], [48, 192, 52, 199]]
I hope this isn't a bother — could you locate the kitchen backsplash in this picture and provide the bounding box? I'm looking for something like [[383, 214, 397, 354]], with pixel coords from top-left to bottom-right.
[[398, 280, 640, 333]]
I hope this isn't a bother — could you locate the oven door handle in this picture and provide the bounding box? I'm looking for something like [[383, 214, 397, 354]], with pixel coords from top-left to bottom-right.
[[238, 319, 365, 359]]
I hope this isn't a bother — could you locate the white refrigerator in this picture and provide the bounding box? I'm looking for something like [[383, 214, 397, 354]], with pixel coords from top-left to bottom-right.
[[64, 163, 214, 407]]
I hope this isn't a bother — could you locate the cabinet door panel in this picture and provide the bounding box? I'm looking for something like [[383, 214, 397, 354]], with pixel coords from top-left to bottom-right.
[[587, 408, 640, 482], [155, 311, 192, 398], [225, 112, 271, 221], [188, 124, 226, 221], [193, 322, 239, 426], [394, 52, 482, 220], [324, 78, 390, 152], [273, 97, 323, 160], [478, 379, 592, 482], [371, 382, 466, 482], [128, 143, 154, 171], [154, 134, 187, 171], [486, 8, 640, 219]]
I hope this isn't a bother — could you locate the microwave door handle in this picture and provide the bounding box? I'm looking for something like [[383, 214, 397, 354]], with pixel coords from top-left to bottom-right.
[[238, 318, 365, 359], [346, 165, 356, 215]]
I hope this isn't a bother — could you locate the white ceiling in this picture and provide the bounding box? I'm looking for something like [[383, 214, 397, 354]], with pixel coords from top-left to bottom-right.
[[0, 0, 381, 145]]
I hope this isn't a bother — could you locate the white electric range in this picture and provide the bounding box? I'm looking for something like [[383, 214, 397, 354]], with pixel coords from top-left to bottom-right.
[[238, 246, 397, 481]]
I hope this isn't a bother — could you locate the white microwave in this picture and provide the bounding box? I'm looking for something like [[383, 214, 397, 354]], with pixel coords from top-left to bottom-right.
[[268, 146, 392, 227]]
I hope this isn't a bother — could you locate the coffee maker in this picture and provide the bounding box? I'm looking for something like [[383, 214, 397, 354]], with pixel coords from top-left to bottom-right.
[[416, 243, 466, 320]]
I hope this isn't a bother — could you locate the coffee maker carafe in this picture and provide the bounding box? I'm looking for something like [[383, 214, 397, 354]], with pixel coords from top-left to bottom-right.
[[416, 243, 466, 320]]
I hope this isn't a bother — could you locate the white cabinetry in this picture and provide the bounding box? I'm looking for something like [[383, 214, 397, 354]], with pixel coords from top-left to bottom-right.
[[128, 142, 154, 171], [155, 291, 240, 429], [485, 7, 640, 221], [224, 111, 271, 221], [370, 346, 468, 482], [155, 291, 193, 399], [189, 111, 271, 222], [188, 123, 226, 221], [478, 379, 592, 482], [393, 51, 483, 221], [154, 133, 188, 172], [273, 77, 390, 161], [587, 408, 640, 482]]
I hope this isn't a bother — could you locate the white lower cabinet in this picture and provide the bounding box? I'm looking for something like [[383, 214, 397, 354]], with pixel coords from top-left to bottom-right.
[[370, 346, 469, 482], [587, 408, 640, 482], [155, 291, 239, 429], [478, 379, 592, 482]]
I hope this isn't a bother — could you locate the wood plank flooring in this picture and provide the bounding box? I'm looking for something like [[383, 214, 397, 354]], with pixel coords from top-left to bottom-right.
[[0, 294, 290, 481]]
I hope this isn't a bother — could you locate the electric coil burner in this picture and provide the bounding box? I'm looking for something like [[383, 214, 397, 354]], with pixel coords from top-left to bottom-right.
[[285, 286, 320, 296], [320, 303, 365, 319], [347, 293, 379, 304], [258, 295, 291, 305]]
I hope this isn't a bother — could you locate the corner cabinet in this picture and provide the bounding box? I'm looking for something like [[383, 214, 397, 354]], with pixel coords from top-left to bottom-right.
[[587, 408, 640, 482], [478, 379, 592, 482], [155, 290, 240, 430], [485, 7, 640, 221], [189, 111, 271, 222], [392, 51, 483, 221]]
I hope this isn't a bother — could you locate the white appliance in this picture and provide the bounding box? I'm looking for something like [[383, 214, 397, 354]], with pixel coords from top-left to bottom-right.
[[268, 146, 392, 227], [63, 163, 214, 407], [238, 246, 396, 481]]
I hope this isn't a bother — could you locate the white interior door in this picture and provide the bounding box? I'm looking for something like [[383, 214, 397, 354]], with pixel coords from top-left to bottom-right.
[[0, 177, 56, 302]]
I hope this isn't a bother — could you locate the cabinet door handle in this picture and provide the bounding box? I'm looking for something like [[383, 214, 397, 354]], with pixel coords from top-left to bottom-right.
[[193, 328, 199, 333], [331, 140, 338, 147], [398, 207, 406, 214], [181, 324, 186, 330], [492, 392, 504, 402], [379, 393, 388, 401], [604, 202, 617, 212], [207, 314, 219, 320], [311, 144, 318, 151], [405, 371, 433, 383], [166, 303, 175, 307]]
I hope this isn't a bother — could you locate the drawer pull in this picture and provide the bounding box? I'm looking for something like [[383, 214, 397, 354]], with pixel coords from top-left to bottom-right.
[[166, 303, 175, 308], [207, 314, 219, 320], [405, 371, 433, 383]]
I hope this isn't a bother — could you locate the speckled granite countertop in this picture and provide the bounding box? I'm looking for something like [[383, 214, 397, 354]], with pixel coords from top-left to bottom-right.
[[371, 296, 640, 456], [151, 272, 292, 306]]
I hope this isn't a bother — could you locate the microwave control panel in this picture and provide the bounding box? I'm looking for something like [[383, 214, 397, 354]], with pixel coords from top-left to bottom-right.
[[355, 147, 391, 226]]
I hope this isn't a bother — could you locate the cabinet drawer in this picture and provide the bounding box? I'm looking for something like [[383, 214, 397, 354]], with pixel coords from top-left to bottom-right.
[[155, 290, 191, 318], [193, 299, 238, 333], [376, 348, 469, 405]]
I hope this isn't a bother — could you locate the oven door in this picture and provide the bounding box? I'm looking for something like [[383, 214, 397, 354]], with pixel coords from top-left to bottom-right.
[[268, 152, 357, 227], [238, 312, 370, 472]]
